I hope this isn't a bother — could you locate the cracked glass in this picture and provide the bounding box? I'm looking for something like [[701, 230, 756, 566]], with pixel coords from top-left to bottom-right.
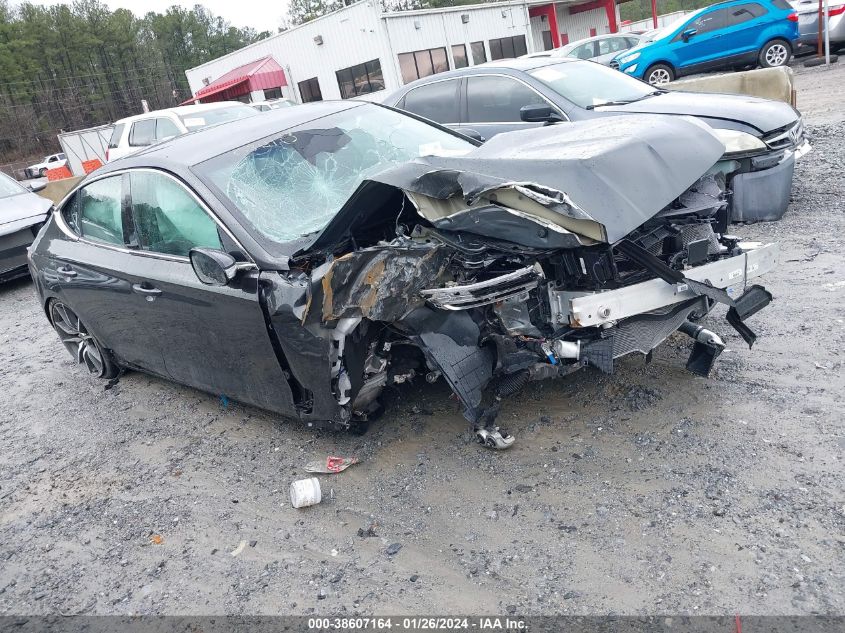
[[196, 106, 472, 244]]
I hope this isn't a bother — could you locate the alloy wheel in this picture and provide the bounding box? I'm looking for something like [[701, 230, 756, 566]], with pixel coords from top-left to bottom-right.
[[648, 68, 671, 85], [50, 301, 108, 377], [765, 44, 788, 67]]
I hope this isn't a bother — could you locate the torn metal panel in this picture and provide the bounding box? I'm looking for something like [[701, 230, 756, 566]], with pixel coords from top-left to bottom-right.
[[318, 245, 452, 322]]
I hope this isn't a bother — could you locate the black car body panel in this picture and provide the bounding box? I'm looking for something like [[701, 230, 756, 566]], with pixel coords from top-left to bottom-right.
[[30, 102, 777, 435]]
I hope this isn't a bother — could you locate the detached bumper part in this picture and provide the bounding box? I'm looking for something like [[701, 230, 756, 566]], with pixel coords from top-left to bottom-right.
[[731, 151, 795, 223]]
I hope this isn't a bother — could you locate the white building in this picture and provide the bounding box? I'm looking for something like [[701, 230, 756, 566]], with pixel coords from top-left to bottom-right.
[[183, 0, 624, 105]]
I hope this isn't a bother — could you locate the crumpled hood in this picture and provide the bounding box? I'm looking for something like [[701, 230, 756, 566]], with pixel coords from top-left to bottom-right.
[[598, 91, 799, 135], [0, 192, 52, 237], [366, 114, 725, 244]]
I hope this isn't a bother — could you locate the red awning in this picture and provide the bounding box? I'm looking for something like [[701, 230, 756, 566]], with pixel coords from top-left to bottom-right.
[[183, 56, 287, 104]]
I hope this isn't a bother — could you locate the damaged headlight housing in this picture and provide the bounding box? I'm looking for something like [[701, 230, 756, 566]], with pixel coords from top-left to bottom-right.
[[712, 129, 767, 157], [620, 51, 641, 64]]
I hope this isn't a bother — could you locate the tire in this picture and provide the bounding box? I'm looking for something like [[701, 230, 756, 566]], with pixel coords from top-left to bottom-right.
[[49, 300, 120, 379], [759, 39, 791, 68], [644, 63, 674, 86], [39, 167, 47, 178]]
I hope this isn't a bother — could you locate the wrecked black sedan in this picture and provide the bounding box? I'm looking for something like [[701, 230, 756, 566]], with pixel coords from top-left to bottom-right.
[[29, 102, 777, 448]]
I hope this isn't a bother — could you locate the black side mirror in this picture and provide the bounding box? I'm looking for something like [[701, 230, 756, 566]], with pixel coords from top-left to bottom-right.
[[27, 181, 47, 193], [681, 29, 697, 42], [520, 104, 562, 124], [189, 247, 254, 286]]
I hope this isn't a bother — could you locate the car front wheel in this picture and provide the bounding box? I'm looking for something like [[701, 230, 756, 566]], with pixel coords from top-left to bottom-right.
[[645, 64, 674, 86], [760, 39, 791, 68], [49, 300, 119, 379]]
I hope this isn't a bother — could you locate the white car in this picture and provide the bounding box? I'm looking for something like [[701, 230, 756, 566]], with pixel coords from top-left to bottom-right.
[[523, 33, 645, 65], [106, 102, 258, 162], [25, 153, 67, 178]]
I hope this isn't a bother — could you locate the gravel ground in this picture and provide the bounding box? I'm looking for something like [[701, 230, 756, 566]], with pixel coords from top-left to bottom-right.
[[1, 64, 843, 618]]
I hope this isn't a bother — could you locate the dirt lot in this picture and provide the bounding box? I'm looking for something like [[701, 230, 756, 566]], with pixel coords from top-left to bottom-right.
[[1, 64, 843, 618]]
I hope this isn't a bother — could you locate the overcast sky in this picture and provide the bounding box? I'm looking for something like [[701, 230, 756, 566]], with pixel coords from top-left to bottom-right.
[[23, 0, 290, 32]]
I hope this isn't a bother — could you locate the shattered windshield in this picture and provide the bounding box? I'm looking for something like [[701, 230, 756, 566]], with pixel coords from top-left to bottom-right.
[[196, 105, 473, 243], [529, 61, 657, 109]]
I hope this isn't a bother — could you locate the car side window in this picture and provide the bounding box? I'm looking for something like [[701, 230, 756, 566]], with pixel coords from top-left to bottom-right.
[[466, 76, 550, 123], [129, 119, 156, 147], [155, 117, 181, 141], [402, 80, 460, 124], [728, 3, 767, 25], [686, 8, 730, 36], [63, 176, 126, 246], [569, 43, 595, 59], [598, 38, 630, 55], [128, 171, 222, 257]]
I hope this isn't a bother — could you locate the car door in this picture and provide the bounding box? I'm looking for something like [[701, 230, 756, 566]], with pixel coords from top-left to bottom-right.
[[123, 169, 295, 414], [724, 3, 769, 61], [50, 173, 171, 377], [674, 7, 730, 72], [462, 74, 561, 139]]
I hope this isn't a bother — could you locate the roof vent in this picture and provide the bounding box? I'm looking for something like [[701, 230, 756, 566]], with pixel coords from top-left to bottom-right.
[[461, 14, 469, 24], [314, 35, 323, 45], [202, 77, 210, 86], [414, 20, 421, 29]]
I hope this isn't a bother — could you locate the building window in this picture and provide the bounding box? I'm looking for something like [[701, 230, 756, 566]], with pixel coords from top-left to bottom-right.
[[398, 47, 449, 84], [451, 44, 468, 69], [336, 59, 384, 99], [263, 87, 283, 100], [470, 41, 487, 65], [488, 35, 527, 60], [298, 77, 322, 103]]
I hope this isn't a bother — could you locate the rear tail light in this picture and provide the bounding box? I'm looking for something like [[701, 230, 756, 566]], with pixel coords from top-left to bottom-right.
[[105, 148, 109, 161], [787, 11, 798, 21], [829, 4, 845, 16]]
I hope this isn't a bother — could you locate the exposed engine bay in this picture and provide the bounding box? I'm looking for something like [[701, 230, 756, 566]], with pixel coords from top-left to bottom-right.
[[260, 116, 777, 447]]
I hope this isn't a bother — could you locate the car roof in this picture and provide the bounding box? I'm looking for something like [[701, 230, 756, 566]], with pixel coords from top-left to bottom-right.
[[392, 57, 577, 95], [113, 101, 251, 126], [100, 100, 364, 170]]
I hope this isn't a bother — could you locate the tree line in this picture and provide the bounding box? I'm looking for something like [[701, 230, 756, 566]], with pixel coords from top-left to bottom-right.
[[0, 0, 268, 169]]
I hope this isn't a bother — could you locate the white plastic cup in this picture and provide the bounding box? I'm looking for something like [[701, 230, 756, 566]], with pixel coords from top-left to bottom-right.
[[289, 477, 322, 508]]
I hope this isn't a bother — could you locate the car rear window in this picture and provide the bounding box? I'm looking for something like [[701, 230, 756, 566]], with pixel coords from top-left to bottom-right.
[[108, 123, 125, 149], [770, 0, 791, 9]]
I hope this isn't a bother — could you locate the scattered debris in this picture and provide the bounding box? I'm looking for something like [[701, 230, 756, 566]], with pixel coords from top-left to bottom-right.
[[385, 543, 403, 556], [289, 477, 322, 509], [249, 540, 257, 548], [357, 524, 377, 538], [230, 540, 247, 557], [304, 456, 359, 474], [149, 534, 163, 545]]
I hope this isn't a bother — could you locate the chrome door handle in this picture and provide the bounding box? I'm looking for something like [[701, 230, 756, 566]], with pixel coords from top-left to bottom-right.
[[132, 283, 161, 296]]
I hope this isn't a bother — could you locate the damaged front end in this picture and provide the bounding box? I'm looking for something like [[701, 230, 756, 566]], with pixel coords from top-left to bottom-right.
[[264, 115, 776, 441]]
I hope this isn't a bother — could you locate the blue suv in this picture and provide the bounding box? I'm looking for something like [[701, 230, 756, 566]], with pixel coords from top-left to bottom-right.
[[612, 0, 800, 85]]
